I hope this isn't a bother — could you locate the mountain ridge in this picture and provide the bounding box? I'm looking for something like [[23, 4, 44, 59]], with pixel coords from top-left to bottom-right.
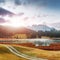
[[28, 24, 56, 32]]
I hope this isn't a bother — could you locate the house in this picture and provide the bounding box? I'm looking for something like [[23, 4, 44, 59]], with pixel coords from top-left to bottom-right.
[[12, 34, 27, 39], [41, 36, 50, 39]]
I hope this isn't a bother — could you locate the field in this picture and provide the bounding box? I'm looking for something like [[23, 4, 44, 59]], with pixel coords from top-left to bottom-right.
[[0, 45, 27, 60], [13, 45, 60, 60], [0, 44, 60, 60]]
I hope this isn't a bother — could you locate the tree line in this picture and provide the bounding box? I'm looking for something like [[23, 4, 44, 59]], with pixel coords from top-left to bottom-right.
[[38, 29, 60, 38]]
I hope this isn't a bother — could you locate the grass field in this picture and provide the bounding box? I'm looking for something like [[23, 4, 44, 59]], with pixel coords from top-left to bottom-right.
[[0, 44, 60, 60], [0, 45, 27, 60], [13, 45, 60, 60]]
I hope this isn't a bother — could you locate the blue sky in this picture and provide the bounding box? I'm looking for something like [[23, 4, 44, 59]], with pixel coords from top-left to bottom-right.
[[0, 0, 60, 29], [46, 0, 60, 12]]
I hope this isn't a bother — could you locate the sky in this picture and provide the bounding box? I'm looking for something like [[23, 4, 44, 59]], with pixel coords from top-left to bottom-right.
[[0, 0, 60, 29]]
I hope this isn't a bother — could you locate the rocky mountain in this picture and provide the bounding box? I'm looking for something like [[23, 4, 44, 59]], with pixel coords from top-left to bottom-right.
[[51, 22, 60, 30], [28, 24, 55, 32]]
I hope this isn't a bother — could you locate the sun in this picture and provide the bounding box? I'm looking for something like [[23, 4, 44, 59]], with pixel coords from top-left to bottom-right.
[[1, 15, 28, 27], [7, 16, 26, 27]]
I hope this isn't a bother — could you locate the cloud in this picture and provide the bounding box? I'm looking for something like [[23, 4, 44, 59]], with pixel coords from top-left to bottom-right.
[[22, 0, 47, 8], [14, 0, 21, 5], [18, 12, 24, 16], [0, 0, 5, 3], [0, 0, 60, 29], [1, 0, 46, 7], [0, 18, 6, 23], [24, 17, 29, 20]]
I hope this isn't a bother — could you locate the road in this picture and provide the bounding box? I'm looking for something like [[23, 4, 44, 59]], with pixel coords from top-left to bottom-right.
[[3, 45, 48, 60]]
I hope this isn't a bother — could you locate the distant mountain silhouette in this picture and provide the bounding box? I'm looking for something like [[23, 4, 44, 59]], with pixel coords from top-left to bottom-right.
[[51, 22, 60, 30], [28, 24, 55, 31]]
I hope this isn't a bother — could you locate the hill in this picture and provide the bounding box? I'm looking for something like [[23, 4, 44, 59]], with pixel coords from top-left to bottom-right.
[[0, 25, 37, 38], [0, 44, 60, 60], [0, 44, 27, 60]]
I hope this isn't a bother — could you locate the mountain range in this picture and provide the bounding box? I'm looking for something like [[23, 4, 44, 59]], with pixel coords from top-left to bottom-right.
[[28, 25, 55, 32], [51, 22, 60, 30]]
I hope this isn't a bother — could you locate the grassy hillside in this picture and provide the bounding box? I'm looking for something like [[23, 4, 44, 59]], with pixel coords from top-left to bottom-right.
[[13, 45, 60, 60], [0, 44, 60, 60], [0, 45, 27, 60]]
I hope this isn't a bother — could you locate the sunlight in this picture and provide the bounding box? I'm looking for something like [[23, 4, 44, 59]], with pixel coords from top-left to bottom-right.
[[7, 16, 26, 27]]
